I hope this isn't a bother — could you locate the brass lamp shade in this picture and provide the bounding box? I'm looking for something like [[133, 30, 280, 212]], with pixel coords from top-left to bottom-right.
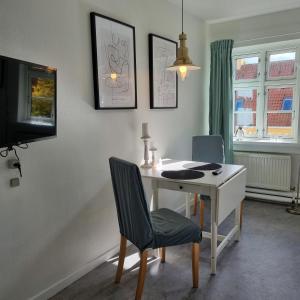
[[167, 32, 200, 70], [167, 32, 200, 80], [167, 0, 200, 81]]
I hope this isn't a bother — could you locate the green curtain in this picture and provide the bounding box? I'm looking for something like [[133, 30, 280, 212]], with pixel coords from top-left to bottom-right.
[[209, 39, 234, 163]]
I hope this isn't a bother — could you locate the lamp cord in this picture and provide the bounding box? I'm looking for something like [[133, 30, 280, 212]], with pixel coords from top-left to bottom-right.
[[182, 0, 183, 33]]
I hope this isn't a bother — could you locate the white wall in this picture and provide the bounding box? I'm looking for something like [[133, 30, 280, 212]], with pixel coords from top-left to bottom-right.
[[0, 0, 206, 299], [207, 8, 300, 188], [209, 8, 300, 47]]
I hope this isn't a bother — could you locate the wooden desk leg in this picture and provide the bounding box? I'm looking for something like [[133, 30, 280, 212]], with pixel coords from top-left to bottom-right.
[[235, 203, 241, 241], [210, 191, 218, 275], [193, 193, 198, 216], [185, 193, 191, 218]]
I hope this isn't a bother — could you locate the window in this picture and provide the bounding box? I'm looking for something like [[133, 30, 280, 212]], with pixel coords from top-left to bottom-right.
[[234, 88, 257, 137], [266, 51, 296, 80], [233, 42, 299, 142], [234, 56, 259, 81]]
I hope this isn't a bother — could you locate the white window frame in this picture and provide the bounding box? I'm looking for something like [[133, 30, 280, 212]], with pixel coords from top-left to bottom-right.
[[264, 85, 297, 139], [232, 40, 300, 144], [266, 48, 297, 81], [233, 53, 262, 84], [233, 86, 261, 138]]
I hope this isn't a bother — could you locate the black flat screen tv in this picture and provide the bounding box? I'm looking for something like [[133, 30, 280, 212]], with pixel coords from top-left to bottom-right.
[[0, 55, 57, 149]]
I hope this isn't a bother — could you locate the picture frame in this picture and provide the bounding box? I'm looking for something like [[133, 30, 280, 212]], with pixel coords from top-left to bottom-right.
[[149, 34, 178, 109], [90, 12, 137, 109]]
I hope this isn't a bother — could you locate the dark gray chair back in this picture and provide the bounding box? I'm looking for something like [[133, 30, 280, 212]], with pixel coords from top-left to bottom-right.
[[192, 135, 224, 163], [109, 157, 153, 251]]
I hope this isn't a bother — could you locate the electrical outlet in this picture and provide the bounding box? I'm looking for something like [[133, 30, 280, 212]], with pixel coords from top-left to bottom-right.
[[7, 159, 19, 169], [10, 178, 20, 187]]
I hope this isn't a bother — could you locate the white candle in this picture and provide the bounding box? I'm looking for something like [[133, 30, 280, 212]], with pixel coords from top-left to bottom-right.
[[142, 123, 149, 137]]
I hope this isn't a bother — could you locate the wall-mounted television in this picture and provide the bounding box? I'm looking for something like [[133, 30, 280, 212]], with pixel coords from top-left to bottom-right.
[[0, 55, 57, 149]]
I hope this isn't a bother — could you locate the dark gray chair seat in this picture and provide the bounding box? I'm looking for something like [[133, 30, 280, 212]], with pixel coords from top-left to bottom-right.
[[151, 208, 201, 248]]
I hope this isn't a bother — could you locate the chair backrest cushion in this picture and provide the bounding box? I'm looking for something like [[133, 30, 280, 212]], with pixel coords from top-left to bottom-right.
[[192, 135, 224, 163], [109, 157, 153, 251]]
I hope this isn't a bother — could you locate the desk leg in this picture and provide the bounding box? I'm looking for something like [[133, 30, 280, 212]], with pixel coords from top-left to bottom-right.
[[185, 193, 191, 218], [151, 180, 159, 211], [235, 204, 241, 241], [210, 191, 218, 275], [151, 180, 160, 257]]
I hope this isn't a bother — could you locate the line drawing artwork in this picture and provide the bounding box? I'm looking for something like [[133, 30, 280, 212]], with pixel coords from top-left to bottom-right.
[[99, 25, 134, 105], [153, 39, 176, 107], [91, 13, 137, 109]]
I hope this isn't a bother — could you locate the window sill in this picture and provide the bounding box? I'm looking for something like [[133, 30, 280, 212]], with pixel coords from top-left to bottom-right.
[[233, 137, 297, 145], [233, 137, 300, 154]]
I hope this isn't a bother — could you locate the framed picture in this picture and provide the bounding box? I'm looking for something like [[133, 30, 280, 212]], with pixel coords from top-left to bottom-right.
[[90, 12, 137, 109], [149, 34, 178, 109]]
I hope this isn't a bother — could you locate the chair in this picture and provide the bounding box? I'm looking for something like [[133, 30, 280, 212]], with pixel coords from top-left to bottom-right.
[[192, 136, 245, 229], [109, 157, 202, 300], [192, 135, 224, 229]]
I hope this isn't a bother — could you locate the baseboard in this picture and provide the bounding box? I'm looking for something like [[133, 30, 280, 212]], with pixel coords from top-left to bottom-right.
[[29, 202, 188, 300], [29, 244, 120, 300], [245, 187, 295, 204], [246, 192, 292, 204]]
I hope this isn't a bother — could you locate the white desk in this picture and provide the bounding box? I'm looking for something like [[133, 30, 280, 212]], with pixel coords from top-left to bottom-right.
[[140, 159, 246, 274]]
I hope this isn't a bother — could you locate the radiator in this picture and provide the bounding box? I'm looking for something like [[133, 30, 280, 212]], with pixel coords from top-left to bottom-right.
[[234, 152, 291, 191]]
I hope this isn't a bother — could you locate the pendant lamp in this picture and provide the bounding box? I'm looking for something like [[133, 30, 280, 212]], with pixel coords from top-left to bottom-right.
[[167, 0, 201, 80]]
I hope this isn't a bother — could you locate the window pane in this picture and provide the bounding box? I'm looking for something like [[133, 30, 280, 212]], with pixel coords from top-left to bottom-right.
[[235, 56, 259, 80], [234, 113, 256, 137], [267, 87, 293, 111], [234, 89, 257, 112], [267, 113, 292, 137], [267, 51, 296, 79], [31, 77, 55, 118]]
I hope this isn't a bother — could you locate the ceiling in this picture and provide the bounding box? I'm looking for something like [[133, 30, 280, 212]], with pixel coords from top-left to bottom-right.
[[167, 0, 300, 23]]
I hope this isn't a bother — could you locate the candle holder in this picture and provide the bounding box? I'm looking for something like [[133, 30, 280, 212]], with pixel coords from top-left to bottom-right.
[[141, 122, 152, 169], [149, 143, 158, 168], [141, 136, 152, 169]]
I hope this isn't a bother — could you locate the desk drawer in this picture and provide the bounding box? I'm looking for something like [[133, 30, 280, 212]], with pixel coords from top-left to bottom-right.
[[157, 179, 210, 195]]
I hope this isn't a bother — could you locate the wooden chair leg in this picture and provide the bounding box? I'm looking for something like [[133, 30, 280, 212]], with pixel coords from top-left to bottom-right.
[[240, 200, 244, 229], [135, 250, 148, 300], [193, 193, 198, 216], [200, 199, 205, 230], [192, 243, 200, 288], [159, 247, 166, 263], [115, 235, 127, 283]]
